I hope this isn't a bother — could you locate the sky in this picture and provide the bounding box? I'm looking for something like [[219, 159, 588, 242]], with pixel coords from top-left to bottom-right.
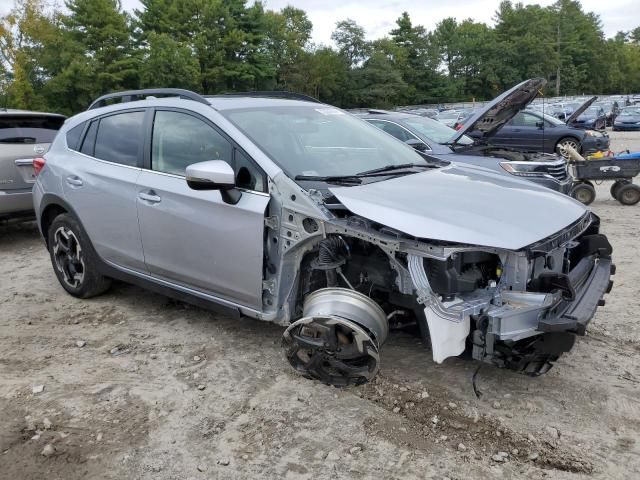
[[1, 0, 638, 43]]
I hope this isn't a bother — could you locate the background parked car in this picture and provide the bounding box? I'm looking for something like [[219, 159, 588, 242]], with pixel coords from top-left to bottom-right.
[[437, 110, 464, 127], [613, 106, 640, 131], [357, 110, 573, 194], [457, 107, 610, 158], [593, 100, 620, 126], [567, 105, 607, 130], [0, 109, 66, 220]]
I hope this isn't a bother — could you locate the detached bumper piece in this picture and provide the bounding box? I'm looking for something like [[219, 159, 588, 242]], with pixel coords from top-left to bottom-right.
[[538, 257, 613, 335]]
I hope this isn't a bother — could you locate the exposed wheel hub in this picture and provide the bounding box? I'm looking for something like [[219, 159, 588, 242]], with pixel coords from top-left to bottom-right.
[[52, 226, 85, 288], [282, 288, 388, 386]]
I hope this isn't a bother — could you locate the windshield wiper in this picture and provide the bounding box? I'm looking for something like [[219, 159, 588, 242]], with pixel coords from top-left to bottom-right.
[[294, 175, 363, 185], [295, 163, 435, 185], [355, 163, 432, 176]]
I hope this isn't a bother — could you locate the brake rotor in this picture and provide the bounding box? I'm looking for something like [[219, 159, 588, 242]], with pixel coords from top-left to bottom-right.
[[282, 316, 381, 387]]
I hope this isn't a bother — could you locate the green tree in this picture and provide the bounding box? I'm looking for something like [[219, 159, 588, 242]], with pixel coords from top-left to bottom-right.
[[331, 19, 369, 67]]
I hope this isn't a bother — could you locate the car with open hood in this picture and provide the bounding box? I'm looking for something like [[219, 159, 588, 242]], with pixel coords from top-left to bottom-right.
[[354, 84, 573, 194], [565, 96, 606, 130], [33, 88, 614, 386], [456, 81, 610, 159], [613, 106, 640, 131]]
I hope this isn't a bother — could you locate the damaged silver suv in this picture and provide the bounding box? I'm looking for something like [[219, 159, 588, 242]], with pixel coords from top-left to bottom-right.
[[34, 89, 614, 386]]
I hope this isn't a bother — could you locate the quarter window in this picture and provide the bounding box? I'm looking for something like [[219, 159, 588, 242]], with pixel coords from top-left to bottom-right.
[[94, 111, 144, 166], [66, 123, 85, 150]]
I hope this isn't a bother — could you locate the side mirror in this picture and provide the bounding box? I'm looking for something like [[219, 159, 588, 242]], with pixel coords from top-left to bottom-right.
[[405, 138, 428, 152], [185, 160, 241, 204], [536, 121, 544, 129]]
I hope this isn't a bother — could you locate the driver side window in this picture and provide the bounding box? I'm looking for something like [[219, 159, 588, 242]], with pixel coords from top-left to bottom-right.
[[151, 110, 265, 192], [510, 112, 539, 127], [152, 111, 231, 176]]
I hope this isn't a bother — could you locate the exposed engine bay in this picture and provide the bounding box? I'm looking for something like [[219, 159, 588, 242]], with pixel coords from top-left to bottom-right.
[[261, 174, 614, 387]]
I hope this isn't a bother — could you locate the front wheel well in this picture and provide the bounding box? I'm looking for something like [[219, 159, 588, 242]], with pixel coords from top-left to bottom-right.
[[40, 204, 68, 249]]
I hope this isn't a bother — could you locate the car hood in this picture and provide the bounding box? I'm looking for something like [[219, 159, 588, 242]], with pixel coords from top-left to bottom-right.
[[565, 96, 598, 124], [329, 164, 586, 250], [450, 78, 546, 144]]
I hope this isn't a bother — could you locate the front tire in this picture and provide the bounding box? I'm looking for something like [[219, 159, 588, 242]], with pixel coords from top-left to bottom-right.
[[48, 213, 111, 298], [571, 182, 596, 205], [556, 137, 580, 158]]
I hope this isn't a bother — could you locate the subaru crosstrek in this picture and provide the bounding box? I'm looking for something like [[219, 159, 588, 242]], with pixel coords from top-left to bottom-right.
[[33, 89, 614, 386]]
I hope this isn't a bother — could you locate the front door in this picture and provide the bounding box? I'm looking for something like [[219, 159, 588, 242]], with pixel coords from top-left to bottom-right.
[[136, 109, 269, 309]]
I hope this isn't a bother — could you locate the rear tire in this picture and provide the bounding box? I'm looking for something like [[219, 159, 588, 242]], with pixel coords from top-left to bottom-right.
[[610, 180, 630, 199], [617, 184, 640, 205], [571, 182, 596, 205], [48, 213, 111, 298]]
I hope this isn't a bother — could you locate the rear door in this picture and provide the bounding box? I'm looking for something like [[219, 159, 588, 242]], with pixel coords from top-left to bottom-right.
[[0, 114, 65, 190], [59, 110, 147, 271], [136, 108, 269, 309]]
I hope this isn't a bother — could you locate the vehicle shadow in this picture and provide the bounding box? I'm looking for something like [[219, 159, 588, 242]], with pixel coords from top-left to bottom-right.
[[0, 220, 41, 249]]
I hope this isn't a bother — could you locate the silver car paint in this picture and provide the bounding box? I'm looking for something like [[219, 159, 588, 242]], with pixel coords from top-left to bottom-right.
[[330, 163, 586, 250], [136, 170, 269, 309], [42, 145, 147, 271]]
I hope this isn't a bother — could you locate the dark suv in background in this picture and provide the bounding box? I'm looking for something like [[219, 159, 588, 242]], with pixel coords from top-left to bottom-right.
[[1, 109, 66, 220]]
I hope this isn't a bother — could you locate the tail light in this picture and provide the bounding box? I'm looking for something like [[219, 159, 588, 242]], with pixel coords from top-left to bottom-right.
[[33, 157, 46, 176]]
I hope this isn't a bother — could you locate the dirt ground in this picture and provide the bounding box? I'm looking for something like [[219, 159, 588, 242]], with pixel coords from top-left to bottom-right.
[[1, 131, 639, 480]]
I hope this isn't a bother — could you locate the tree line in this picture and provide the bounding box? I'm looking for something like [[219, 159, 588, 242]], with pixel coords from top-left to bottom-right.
[[1, 0, 639, 116]]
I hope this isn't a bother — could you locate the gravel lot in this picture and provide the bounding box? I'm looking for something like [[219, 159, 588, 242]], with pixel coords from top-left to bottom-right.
[[1, 131, 639, 480]]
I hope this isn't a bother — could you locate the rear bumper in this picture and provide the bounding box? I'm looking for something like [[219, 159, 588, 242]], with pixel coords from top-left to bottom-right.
[[0, 189, 34, 218]]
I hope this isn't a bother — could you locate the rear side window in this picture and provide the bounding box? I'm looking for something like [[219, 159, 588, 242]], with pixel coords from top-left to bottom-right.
[[94, 111, 144, 167], [66, 123, 85, 150], [0, 115, 65, 144]]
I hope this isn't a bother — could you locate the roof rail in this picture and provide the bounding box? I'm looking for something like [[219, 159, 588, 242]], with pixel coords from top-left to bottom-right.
[[207, 91, 322, 104], [88, 88, 210, 110]]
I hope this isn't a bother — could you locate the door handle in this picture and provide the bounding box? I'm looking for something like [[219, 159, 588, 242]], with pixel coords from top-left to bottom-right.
[[138, 191, 162, 204], [66, 175, 83, 187]]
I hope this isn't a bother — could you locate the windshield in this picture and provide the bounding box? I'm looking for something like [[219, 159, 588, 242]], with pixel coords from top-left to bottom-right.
[[438, 111, 460, 120], [581, 107, 602, 117], [620, 107, 640, 116], [222, 106, 429, 178], [401, 116, 473, 145]]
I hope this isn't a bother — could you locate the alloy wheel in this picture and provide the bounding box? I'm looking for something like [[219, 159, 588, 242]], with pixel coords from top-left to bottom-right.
[[52, 226, 85, 288], [558, 139, 579, 158]]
